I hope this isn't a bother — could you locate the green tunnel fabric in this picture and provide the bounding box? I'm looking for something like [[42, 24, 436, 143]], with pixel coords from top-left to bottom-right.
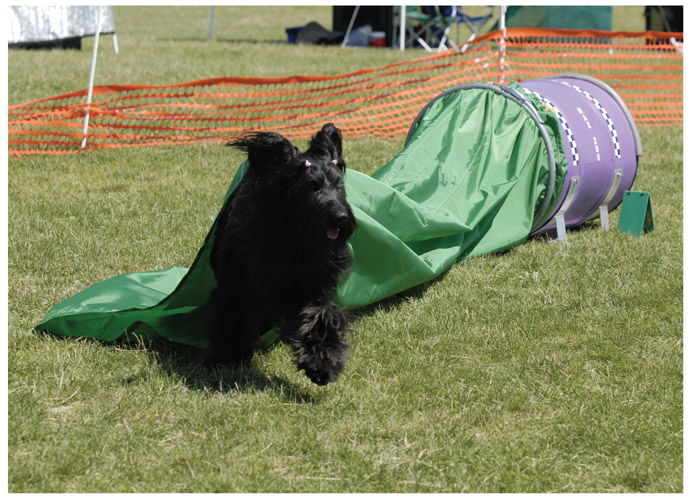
[[35, 85, 567, 348]]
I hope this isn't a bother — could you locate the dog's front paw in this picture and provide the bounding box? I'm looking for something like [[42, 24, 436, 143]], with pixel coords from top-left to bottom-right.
[[297, 345, 348, 385], [301, 364, 342, 386], [282, 301, 351, 385]]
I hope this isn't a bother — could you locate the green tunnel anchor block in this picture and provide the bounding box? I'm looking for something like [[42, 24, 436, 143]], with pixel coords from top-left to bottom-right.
[[617, 191, 654, 237]]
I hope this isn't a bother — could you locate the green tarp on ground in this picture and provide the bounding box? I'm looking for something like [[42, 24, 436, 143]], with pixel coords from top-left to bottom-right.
[[35, 84, 567, 348]]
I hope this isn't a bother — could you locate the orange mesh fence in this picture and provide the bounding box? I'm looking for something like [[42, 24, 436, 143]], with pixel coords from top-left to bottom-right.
[[8, 28, 683, 157]]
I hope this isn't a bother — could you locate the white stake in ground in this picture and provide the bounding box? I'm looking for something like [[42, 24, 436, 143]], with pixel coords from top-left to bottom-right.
[[81, 6, 104, 150]]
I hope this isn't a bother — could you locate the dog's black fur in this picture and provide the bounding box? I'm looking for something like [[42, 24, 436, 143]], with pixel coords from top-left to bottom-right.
[[207, 123, 357, 385]]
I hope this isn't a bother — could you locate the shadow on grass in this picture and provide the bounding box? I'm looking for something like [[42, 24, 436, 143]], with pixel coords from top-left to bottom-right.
[[116, 337, 320, 404], [34, 329, 318, 403]]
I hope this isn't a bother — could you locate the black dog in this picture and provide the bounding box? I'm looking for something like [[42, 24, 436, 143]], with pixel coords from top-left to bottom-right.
[[208, 123, 357, 385]]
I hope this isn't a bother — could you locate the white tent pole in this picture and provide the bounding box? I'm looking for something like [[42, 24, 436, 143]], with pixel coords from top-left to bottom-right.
[[81, 6, 104, 150]]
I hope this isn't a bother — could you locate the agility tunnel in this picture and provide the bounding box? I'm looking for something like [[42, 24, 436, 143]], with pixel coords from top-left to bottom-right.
[[35, 74, 640, 347]]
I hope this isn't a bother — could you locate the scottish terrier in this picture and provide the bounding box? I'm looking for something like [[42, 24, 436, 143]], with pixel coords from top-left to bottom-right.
[[208, 123, 357, 385]]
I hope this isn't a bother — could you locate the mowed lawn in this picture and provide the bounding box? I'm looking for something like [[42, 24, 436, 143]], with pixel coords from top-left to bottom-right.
[[8, 6, 682, 493]]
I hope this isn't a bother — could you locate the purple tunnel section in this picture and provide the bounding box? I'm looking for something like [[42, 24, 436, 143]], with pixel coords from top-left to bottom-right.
[[523, 74, 642, 235]]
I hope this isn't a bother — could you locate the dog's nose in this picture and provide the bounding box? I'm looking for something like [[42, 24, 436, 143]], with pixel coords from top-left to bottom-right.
[[334, 211, 349, 224]]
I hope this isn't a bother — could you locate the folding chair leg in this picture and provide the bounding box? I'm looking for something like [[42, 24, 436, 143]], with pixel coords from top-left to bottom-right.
[[458, 33, 478, 53], [437, 25, 453, 51], [416, 35, 433, 52]]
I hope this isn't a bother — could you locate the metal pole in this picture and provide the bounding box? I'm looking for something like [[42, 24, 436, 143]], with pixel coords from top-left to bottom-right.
[[400, 5, 406, 51], [81, 6, 103, 150], [341, 5, 360, 48]]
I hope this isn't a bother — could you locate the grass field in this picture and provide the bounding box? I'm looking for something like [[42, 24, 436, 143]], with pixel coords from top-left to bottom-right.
[[8, 6, 682, 493]]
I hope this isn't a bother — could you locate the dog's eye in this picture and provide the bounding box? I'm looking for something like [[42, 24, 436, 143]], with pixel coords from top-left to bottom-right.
[[310, 180, 321, 192]]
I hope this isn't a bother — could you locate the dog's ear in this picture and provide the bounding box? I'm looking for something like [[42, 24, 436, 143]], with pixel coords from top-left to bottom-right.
[[308, 123, 344, 165], [318, 123, 343, 156], [229, 132, 299, 176]]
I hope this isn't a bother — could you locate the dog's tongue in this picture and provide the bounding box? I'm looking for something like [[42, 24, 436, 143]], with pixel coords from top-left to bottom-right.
[[327, 228, 340, 240]]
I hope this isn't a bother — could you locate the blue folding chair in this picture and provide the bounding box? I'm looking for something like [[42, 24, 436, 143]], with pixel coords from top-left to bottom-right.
[[436, 6, 495, 52]]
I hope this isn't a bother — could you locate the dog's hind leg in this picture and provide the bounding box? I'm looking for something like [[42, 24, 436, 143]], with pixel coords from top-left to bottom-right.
[[281, 300, 351, 385]]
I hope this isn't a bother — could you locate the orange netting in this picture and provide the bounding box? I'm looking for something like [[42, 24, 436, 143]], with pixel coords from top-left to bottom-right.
[[8, 28, 683, 157]]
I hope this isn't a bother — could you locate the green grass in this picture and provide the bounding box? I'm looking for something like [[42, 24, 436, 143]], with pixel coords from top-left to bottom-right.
[[8, 5, 681, 493]]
